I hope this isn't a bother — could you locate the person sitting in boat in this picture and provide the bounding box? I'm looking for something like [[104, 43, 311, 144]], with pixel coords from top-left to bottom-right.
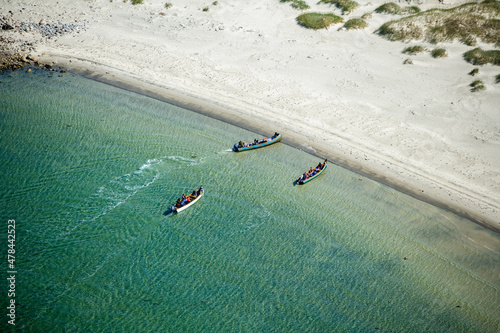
[[238, 141, 244, 148], [192, 189, 197, 197], [186, 196, 191, 203], [274, 132, 279, 138], [197, 186, 204, 196]]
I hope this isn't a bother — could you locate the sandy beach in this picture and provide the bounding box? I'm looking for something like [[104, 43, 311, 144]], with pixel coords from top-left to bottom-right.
[[2, 0, 499, 230]]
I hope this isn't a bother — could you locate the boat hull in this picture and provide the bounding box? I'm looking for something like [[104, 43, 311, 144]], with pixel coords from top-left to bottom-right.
[[233, 134, 282, 152], [173, 189, 204, 213], [296, 163, 327, 185]]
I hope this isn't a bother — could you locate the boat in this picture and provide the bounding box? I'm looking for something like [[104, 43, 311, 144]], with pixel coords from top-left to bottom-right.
[[171, 186, 204, 213], [233, 132, 282, 152], [295, 160, 327, 185]]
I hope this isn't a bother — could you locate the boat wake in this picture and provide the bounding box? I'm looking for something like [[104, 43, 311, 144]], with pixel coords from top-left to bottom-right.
[[57, 159, 162, 239], [165, 155, 205, 167], [56, 155, 207, 238]]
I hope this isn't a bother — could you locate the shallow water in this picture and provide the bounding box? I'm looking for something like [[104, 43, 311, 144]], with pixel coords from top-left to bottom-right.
[[1, 68, 499, 332]]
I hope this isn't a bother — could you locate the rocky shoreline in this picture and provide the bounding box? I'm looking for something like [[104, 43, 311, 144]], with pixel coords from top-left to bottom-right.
[[0, 45, 45, 71], [1, 13, 87, 71]]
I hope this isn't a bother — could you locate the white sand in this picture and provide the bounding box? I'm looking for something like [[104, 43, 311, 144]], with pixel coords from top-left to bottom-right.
[[3, 0, 499, 230]]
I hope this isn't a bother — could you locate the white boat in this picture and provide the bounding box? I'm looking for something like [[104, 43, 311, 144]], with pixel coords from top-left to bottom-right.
[[172, 186, 204, 213]]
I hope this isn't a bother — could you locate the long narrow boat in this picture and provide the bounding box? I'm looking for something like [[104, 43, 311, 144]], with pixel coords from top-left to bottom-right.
[[233, 132, 282, 152], [171, 186, 204, 213], [295, 160, 327, 185]]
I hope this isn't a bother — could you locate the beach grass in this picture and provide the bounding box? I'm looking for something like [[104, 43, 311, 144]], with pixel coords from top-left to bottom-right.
[[470, 79, 486, 92], [469, 68, 479, 76], [463, 48, 500, 66], [431, 48, 447, 58], [297, 12, 344, 29], [460, 35, 477, 47], [402, 45, 426, 55], [374, 2, 421, 15], [319, 0, 359, 15], [375, 0, 500, 47], [344, 18, 368, 30], [281, 0, 310, 10]]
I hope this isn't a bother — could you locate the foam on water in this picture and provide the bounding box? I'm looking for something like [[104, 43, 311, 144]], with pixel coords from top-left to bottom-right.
[[56, 158, 162, 239]]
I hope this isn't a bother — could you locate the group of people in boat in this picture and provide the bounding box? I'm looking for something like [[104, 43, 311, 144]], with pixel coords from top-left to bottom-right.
[[298, 159, 327, 183], [173, 186, 203, 209], [237, 132, 279, 148], [170, 132, 326, 212]]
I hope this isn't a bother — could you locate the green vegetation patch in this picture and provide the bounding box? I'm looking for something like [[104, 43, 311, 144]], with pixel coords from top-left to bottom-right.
[[469, 79, 485, 92], [281, 0, 310, 10], [344, 18, 368, 30], [297, 12, 344, 29], [319, 0, 359, 15], [460, 35, 477, 47], [431, 48, 447, 58], [469, 68, 479, 76], [375, 0, 500, 47], [375, 2, 420, 15], [377, 20, 423, 41], [463, 48, 500, 66], [402, 45, 426, 54], [375, 2, 400, 14], [122, 0, 143, 4]]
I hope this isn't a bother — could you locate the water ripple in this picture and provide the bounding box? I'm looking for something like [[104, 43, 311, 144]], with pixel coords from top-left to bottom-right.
[[56, 159, 162, 239]]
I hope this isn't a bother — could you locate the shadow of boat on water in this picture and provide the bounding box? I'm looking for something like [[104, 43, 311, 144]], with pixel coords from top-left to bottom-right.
[[163, 208, 175, 216]]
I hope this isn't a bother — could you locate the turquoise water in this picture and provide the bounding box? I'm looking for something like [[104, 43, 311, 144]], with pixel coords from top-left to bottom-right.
[[1, 68, 499, 332]]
